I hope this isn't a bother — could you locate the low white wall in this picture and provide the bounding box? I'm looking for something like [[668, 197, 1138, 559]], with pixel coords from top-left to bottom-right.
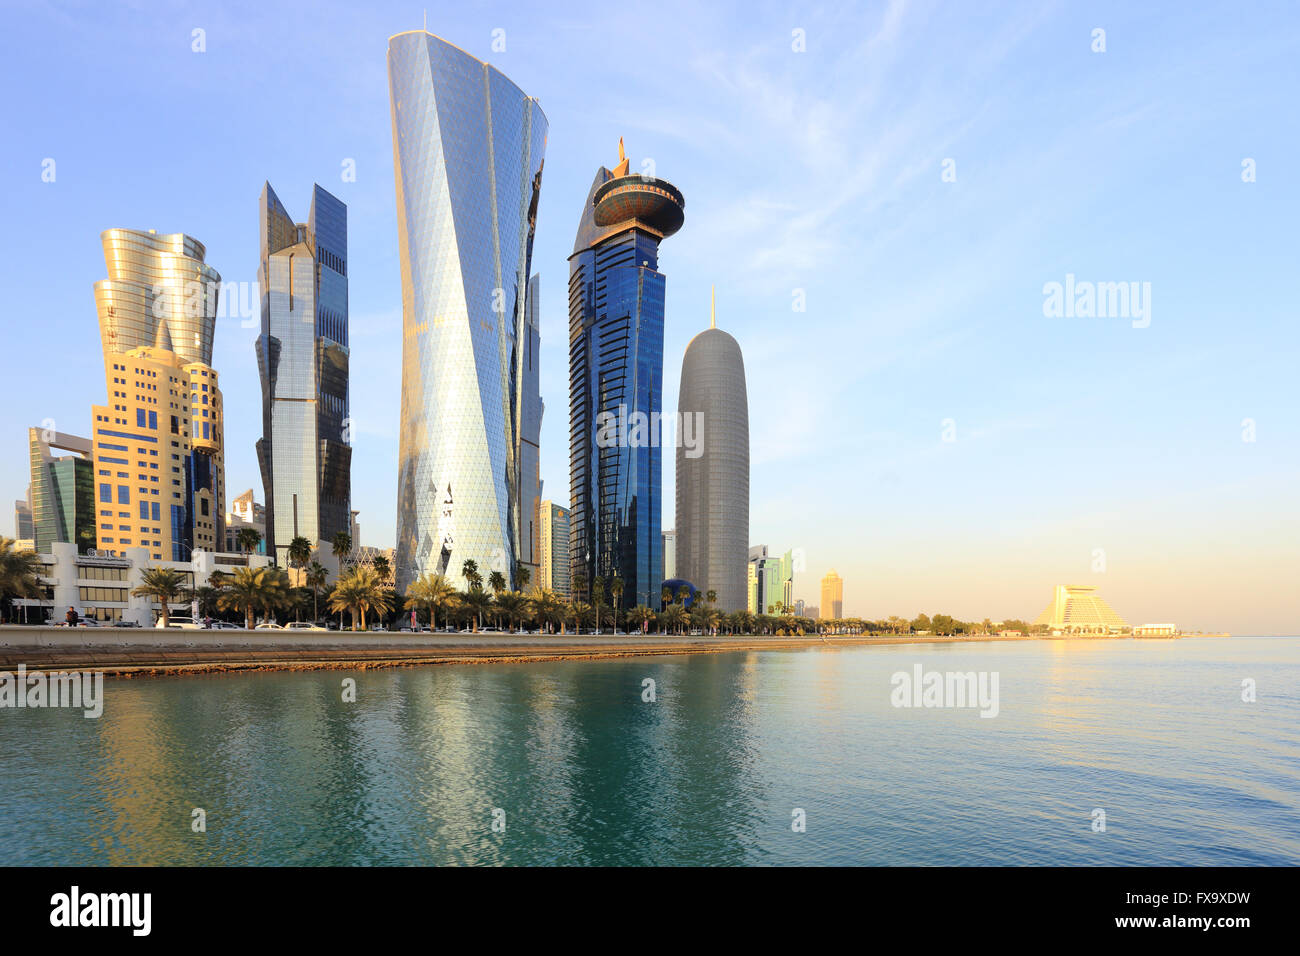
[[0, 625, 447, 650]]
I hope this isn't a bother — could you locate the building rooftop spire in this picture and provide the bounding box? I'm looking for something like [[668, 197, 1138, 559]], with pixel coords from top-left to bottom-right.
[[710, 285, 716, 329], [611, 137, 631, 178]]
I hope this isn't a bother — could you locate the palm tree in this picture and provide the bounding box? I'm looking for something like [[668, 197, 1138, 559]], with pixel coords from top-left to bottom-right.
[[187, 585, 222, 620], [487, 570, 507, 627], [218, 566, 286, 629], [332, 530, 353, 571], [610, 575, 624, 633], [591, 577, 605, 634], [285, 536, 313, 618], [404, 572, 456, 630], [329, 566, 392, 631], [571, 568, 588, 605], [131, 566, 189, 627], [527, 586, 563, 634], [706, 588, 717, 608], [371, 554, 391, 583], [661, 604, 687, 635], [236, 527, 262, 555], [629, 604, 655, 635], [661, 585, 673, 612], [305, 560, 328, 621], [458, 586, 493, 632], [0, 537, 44, 624], [514, 562, 531, 591], [676, 585, 690, 606], [494, 591, 527, 632], [286, 535, 312, 569], [567, 600, 593, 634]]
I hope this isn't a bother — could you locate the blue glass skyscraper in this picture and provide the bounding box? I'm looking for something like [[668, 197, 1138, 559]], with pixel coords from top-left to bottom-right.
[[255, 182, 351, 562], [568, 142, 684, 609]]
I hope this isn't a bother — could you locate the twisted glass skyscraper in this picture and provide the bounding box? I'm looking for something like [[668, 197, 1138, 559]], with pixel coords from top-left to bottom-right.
[[255, 182, 351, 563], [388, 31, 547, 593], [568, 143, 684, 609]]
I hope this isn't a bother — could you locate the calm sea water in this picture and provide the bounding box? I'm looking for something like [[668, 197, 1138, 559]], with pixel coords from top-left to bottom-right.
[[2, 638, 1298, 865]]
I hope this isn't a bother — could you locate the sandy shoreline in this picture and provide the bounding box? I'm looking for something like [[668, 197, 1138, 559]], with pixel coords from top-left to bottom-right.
[[0, 629, 1172, 678]]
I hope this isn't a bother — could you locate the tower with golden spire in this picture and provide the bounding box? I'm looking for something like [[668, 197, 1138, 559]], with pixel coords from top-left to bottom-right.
[[674, 287, 750, 611], [567, 138, 685, 609]]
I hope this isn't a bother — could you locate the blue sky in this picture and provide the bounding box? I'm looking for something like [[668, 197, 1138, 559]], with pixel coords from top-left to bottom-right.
[[1, 1, 1297, 631]]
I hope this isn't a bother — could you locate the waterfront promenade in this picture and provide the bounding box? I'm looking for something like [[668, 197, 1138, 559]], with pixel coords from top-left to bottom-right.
[[0, 626, 1056, 676]]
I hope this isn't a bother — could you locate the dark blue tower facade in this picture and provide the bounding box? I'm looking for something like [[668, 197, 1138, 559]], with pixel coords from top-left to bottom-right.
[[567, 144, 684, 610]]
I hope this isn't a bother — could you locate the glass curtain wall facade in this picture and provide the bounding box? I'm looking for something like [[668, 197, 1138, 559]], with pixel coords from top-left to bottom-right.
[[388, 31, 547, 593], [539, 499, 570, 599], [28, 428, 94, 554], [255, 183, 351, 563], [568, 146, 684, 609]]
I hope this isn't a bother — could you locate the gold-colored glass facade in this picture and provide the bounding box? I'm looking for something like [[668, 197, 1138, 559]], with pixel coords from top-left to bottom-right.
[[820, 569, 843, 619]]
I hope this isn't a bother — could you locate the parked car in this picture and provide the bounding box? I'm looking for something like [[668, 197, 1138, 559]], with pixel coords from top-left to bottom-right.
[[157, 616, 202, 630], [212, 621, 242, 630], [284, 621, 328, 632], [254, 622, 282, 630]]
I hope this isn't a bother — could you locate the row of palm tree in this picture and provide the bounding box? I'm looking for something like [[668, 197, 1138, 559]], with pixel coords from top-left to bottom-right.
[[2, 533, 867, 636]]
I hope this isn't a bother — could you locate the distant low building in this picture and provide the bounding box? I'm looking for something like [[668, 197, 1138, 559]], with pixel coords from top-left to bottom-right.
[[224, 489, 267, 554], [13, 540, 270, 625], [1133, 623, 1178, 637]]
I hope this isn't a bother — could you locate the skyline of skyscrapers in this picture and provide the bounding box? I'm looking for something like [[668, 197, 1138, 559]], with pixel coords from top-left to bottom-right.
[[675, 290, 749, 612], [388, 29, 547, 595], [255, 182, 352, 565], [567, 140, 684, 609], [90, 228, 227, 561], [5, 30, 772, 617]]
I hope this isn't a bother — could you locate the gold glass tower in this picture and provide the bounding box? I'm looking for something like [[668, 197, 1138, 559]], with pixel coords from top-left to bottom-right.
[[91, 229, 226, 561], [820, 569, 844, 619]]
